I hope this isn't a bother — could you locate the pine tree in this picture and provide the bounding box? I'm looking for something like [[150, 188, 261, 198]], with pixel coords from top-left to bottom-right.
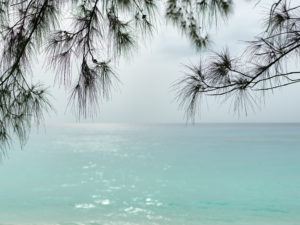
[[176, 0, 300, 119], [1, 0, 299, 155], [0, 0, 232, 154]]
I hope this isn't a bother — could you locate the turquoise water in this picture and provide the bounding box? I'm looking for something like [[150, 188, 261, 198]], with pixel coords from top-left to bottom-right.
[[1, 124, 300, 225]]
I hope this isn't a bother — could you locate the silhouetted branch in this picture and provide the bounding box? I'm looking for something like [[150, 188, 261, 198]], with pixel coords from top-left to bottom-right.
[[177, 0, 300, 120]]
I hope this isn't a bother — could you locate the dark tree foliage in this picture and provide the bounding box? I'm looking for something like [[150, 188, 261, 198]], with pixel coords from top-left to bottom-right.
[[166, 0, 232, 49], [176, 0, 300, 119], [0, 0, 232, 154], [3, 1, 297, 154]]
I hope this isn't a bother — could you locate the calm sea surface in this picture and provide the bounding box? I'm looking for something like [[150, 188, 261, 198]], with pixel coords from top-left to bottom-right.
[[1, 124, 300, 225]]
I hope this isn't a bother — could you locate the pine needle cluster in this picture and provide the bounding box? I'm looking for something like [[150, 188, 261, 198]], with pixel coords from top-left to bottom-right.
[[0, 0, 232, 153], [176, 0, 300, 120]]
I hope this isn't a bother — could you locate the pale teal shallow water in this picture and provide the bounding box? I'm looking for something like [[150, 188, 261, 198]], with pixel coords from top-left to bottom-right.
[[1, 123, 300, 225]]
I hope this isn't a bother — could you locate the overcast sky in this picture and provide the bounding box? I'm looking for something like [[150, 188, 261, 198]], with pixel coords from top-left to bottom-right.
[[34, 1, 300, 124]]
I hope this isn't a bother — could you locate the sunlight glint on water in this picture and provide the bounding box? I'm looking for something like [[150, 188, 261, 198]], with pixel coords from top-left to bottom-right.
[[0, 124, 300, 225]]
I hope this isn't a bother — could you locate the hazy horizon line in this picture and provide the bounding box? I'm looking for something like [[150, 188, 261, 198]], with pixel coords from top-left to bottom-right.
[[44, 122, 300, 127]]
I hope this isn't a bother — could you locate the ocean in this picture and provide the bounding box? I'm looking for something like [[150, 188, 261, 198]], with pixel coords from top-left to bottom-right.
[[0, 123, 300, 225]]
